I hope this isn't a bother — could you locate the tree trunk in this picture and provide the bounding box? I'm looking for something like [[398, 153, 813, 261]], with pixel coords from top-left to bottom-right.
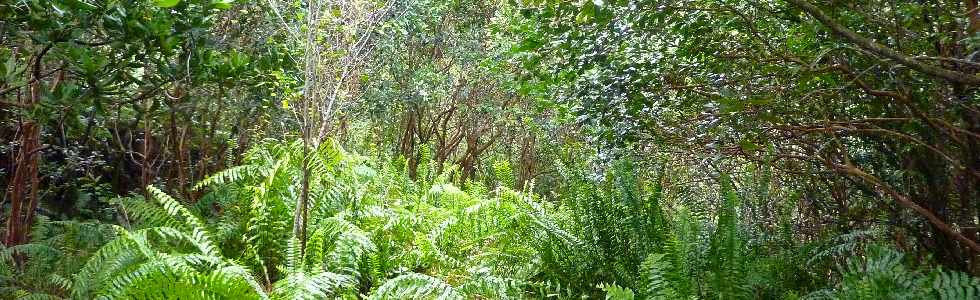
[[967, 0, 980, 34], [294, 143, 311, 257], [4, 46, 49, 248], [4, 122, 40, 247]]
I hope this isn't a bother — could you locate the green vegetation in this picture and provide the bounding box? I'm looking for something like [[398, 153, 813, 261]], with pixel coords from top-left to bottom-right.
[[2, 0, 980, 299]]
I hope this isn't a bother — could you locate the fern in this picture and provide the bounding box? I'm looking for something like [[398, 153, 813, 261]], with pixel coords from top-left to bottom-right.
[[368, 273, 463, 300], [0, 217, 116, 299], [929, 270, 980, 300], [705, 174, 749, 298], [273, 237, 356, 300], [804, 244, 980, 300], [639, 253, 680, 299], [71, 188, 270, 300], [25, 140, 980, 300], [456, 274, 524, 299]]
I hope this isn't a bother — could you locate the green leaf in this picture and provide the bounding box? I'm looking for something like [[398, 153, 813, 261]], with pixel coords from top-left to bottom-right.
[[516, 38, 543, 53], [717, 97, 745, 113], [599, 283, 634, 300], [153, 0, 180, 8], [575, 2, 595, 24], [212, 0, 233, 9], [739, 139, 759, 154]]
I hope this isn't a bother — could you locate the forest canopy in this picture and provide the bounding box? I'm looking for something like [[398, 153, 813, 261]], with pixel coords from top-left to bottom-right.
[[2, 0, 980, 299]]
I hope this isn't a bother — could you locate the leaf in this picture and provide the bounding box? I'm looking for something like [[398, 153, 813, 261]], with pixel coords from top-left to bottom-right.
[[212, 0, 233, 9], [575, 2, 595, 24], [739, 139, 759, 154], [516, 38, 544, 53], [717, 97, 745, 113], [598, 283, 634, 300], [810, 46, 841, 68], [153, 0, 180, 8]]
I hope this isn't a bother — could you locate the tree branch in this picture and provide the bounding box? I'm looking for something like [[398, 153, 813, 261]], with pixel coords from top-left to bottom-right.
[[787, 0, 980, 85], [836, 163, 980, 253], [0, 67, 63, 97]]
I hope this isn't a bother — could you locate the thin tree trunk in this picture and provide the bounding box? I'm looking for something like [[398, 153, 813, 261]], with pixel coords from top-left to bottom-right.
[[294, 141, 311, 257], [967, 0, 980, 34], [169, 86, 188, 198], [141, 98, 153, 199], [4, 45, 50, 249]]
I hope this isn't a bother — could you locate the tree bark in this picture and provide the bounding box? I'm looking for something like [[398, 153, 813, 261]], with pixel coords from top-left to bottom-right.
[[967, 0, 980, 34], [4, 44, 51, 248]]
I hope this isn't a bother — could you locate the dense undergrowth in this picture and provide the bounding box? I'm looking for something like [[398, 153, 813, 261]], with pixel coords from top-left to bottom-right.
[[4, 0, 980, 299], [2, 140, 978, 299]]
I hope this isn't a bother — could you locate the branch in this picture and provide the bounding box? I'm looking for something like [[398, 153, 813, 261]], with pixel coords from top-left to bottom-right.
[[835, 163, 980, 253], [0, 100, 29, 108], [0, 67, 63, 97], [787, 0, 980, 85]]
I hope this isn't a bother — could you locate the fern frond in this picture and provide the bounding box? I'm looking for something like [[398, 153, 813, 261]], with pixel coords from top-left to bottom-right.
[[194, 165, 261, 190], [148, 186, 220, 257], [113, 195, 182, 229], [272, 269, 355, 300], [368, 273, 463, 300], [456, 274, 524, 300], [929, 270, 980, 300], [639, 253, 680, 299]]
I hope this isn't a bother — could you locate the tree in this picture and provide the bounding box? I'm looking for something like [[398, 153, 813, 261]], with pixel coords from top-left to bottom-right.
[[1, 0, 287, 248], [510, 0, 980, 272], [264, 0, 392, 255]]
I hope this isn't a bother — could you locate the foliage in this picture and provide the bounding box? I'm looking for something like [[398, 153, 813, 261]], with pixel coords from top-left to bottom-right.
[[506, 0, 980, 272], [4, 0, 980, 299], [3, 140, 979, 299], [805, 245, 980, 300]]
